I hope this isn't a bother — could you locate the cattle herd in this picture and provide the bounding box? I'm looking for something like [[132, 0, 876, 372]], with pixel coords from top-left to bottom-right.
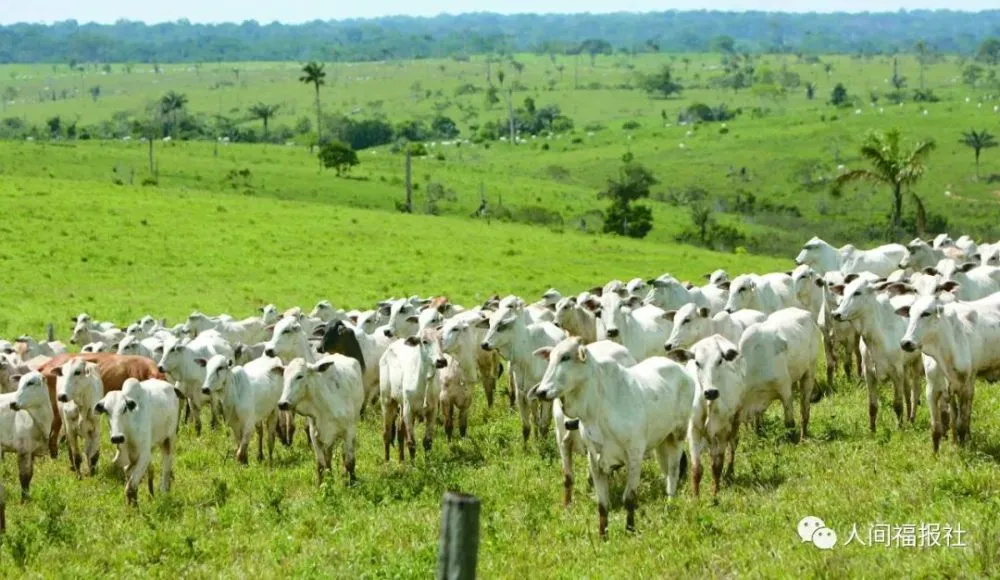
[[1, 232, 999, 538]]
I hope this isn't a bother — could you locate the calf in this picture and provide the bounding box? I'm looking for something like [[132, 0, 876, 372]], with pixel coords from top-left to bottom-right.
[[278, 355, 364, 484], [830, 278, 923, 431], [722, 273, 799, 314], [157, 330, 233, 435], [316, 319, 392, 408], [200, 354, 283, 464], [54, 359, 108, 476], [1, 372, 54, 530], [666, 335, 743, 497], [96, 378, 181, 505], [664, 304, 766, 351], [897, 292, 1000, 450], [531, 337, 695, 538], [438, 311, 504, 409], [379, 329, 446, 461], [14, 336, 66, 359], [554, 295, 599, 344], [117, 335, 164, 361], [480, 301, 566, 441]]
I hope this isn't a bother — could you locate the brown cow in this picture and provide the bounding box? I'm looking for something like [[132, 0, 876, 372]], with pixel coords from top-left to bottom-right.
[[37, 353, 163, 461]]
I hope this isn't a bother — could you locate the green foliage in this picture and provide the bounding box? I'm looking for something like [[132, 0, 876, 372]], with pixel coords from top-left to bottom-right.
[[960, 129, 998, 178], [318, 140, 359, 176], [600, 158, 657, 238], [431, 115, 460, 139], [829, 83, 850, 107], [638, 66, 683, 98], [976, 36, 1000, 65]]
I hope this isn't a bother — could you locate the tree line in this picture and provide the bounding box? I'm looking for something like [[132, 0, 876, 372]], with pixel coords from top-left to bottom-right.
[[2, 11, 1000, 63]]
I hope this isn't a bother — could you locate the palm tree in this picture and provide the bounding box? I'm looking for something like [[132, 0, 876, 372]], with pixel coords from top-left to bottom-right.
[[159, 91, 188, 137], [248, 103, 280, 141], [299, 62, 326, 142], [835, 129, 935, 237], [960, 129, 997, 180]]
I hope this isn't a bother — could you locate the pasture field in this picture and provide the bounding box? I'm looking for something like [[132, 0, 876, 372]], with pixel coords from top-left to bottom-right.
[[4, 53, 1000, 256], [0, 165, 999, 577]]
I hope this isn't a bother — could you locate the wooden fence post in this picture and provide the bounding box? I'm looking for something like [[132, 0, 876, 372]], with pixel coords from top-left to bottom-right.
[[437, 491, 480, 580], [46, 323, 54, 342], [404, 150, 413, 213]]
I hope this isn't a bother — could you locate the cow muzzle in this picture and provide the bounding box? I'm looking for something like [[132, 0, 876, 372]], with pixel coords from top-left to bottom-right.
[[57, 394, 70, 403], [110, 435, 125, 445], [9, 402, 20, 411], [704, 389, 720, 402], [157, 365, 167, 373], [832, 311, 845, 322], [383, 329, 393, 338], [724, 307, 734, 314], [264, 348, 276, 357], [664, 341, 676, 351], [480, 342, 492, 351], [900, 340, 919, 353], [201, 388, 211, 395], [606, 328, 620, 338], [278, 401, 291, 411], [435, 358, 448, 369]]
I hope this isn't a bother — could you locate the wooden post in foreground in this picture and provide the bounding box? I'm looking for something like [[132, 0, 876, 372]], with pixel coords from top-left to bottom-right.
[[46, 323, 54, 342], [437, 491, 480, 580], [404, 150, 413, 213]]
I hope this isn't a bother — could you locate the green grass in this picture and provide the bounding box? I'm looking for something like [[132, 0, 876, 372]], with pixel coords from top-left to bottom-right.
[[5, 53, 1000, 255], [2, 53, 1000, 576]]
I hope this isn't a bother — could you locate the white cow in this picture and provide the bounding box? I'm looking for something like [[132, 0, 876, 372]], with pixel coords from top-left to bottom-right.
[[735, 307, 821, 440], [901, 238, 967, 270], [438, 310, 504, 409], [704, 269, 729, 285], [70, 324, 123, 348], [187, 311, 270, 345], [830, 278, 923, 431], [379, 329, 445, 461], [666, 335, 743, 498], [531, 337, 695, 538], [898, 292, 1000, 450], [554, 295, 599, 344], [95, 378, 181, 505], [117, 335, 164, 361], [795, 236, 907, 276], [53, 359, 107, 476], [200, 354, 284, 464], [157, 330, 233, 435], [586, 291, 672, 361], [645, 273, 725, 314], [722, 273, 798, 314], [14, 336, 66, 359], [309, 300, 348, 323], [664, 303, 766, 351], [1, 372, 54, 529], [278, 355, 364, 484], [479, 301, 566, 441]]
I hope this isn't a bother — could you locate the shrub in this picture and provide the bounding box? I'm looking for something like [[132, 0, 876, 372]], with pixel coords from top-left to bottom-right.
[[622, 120, 642, 130], [318, 141, 359, 176]]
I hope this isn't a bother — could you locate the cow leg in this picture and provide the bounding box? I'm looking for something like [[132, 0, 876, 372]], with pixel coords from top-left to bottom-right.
[[443, 399, 454, 442], [344, 424, 357, 485], [256, 423, 265, 463], [458, 404, 470, 439], [927, 377, 944, 453], [623, 450, 643, 533], [588, 453, 610, 540], [779, 381, 796, 432], [423, 403, 435, 454], [507, 366, 518, 409], [126, 454, 151, 506], [865, 364, 879, 433], [892, 371, 906, 428], [688, 437, 705, 499], [18, 452, 33, 503], [557, 424, 574, 507], [958, 379, 975, 445], [396, 417, 406, 463], [236, 427, 251, 465], [799, 370, 814, 441], [535, 400, 552, 440], [85, 427, 101, 475], [0, 481, 5, 533], [161, 438, 175, 493], [65, 427, 81, 477], [147, 463, 155, 498], [709, 441, 725, 497], [515, 387, 531, 444], [823, 333, 836, 387], [725, 414, 740, 480], [382, 401, 397, 463], [265, 414, 277, 463]]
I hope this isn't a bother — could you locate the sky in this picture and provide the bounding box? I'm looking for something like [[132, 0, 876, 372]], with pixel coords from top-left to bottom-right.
[[0, 0, 996, 25]]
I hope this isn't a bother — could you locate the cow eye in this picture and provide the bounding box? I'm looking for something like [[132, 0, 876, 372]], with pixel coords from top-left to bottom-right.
[[559, 354, 571, 362], [920, 311, 932, 318], [695, 361, 702, 369], [74, 369, 82, 376], [739, 287, 746, 293], [422, 339, 430, 345], [682, 318, 689, 325]]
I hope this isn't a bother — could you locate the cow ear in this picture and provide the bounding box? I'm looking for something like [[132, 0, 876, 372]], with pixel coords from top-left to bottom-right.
[[784, 271, 793, 276], [936, 281, 960, 294], [195, 358, 207, 368], [314, 360, 335, 373], [698, 307, 711, 318], [895, 306, 911, 318], [582, 298, 601, 312], [404, 336, 421, 347], [405, 315, 420, 324], [922, 267, 940, 276], [311, 324, 328, 338], [703, 272, 712, 280], [347, 314, 359, 324], [717, 281, 731, 291], [723, 348, 739, 362], [233, 344, 245, 359], [885, 283, 915, 296], [958, 261, 978, 273], [683, 281, 694, 290], [588, 286, 604, 297], [227, 359, 234, 368], [125, 399, 137, 412], [52, 366, 64, 376], [263, 324, 276, 333], [665, 349, 694, 363], [532, 347, 552, 361], [844, 273, 859, 284], [625, 296, 643, 309], [662, 310, 677, 320], [173, 388, 185, 400], [10, 374, 23, 385], [270, 364, 284, 376], [94, 402, 107, 415], [86, 363, 101, 377], [831, 284, 846, 296], [475, 318, 491, 329]]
